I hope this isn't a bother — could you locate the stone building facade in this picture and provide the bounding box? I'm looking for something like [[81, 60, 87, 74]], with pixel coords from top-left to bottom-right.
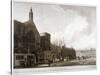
[[14, 8, 40, 68], [40, 32, 51, 51]]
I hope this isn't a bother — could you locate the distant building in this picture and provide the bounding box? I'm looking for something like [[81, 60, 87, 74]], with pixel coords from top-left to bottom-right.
[[50, 44, 76, 62], [76, 49, 96, 59], [61, 46, 76, 61]]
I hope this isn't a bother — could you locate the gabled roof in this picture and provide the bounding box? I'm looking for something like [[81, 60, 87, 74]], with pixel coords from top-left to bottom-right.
[[24, 20, 40, 39], [14, 19, 40, 42], [14, 20, 25, 36]]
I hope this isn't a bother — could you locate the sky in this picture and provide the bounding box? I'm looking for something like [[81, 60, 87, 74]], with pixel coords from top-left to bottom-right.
[[13, 1, 96, 50]]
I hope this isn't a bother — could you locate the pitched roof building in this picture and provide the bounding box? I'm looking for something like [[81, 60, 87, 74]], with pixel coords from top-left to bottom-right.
[[14, 8, 40, 54], [14, 8, 41, 68]]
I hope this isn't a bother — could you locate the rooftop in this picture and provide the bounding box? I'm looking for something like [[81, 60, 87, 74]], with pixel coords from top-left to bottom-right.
[[40, 32, 50, 36]]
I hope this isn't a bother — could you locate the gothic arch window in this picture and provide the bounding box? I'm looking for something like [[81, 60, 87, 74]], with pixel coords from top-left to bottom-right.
[[27, 30, 35, 42], [25, 30, 36, 51]]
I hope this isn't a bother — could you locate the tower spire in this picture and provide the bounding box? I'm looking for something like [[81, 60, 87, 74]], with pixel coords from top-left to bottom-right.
[[29, 7, 33, 22]]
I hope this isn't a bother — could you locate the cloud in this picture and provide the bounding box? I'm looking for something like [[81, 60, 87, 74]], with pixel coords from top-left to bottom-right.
[[50, 7, 96, 50], [72, 29, 96, 50]]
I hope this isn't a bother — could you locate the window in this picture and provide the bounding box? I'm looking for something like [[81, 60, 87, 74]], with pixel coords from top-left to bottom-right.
[[16, 55, 24, 60]]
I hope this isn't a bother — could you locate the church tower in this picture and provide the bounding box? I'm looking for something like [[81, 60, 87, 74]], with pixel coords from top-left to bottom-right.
[[29, 8, 33, 22]]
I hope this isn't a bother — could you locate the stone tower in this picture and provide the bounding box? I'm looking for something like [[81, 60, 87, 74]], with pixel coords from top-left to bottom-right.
[[29, 8, 33, 22]]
